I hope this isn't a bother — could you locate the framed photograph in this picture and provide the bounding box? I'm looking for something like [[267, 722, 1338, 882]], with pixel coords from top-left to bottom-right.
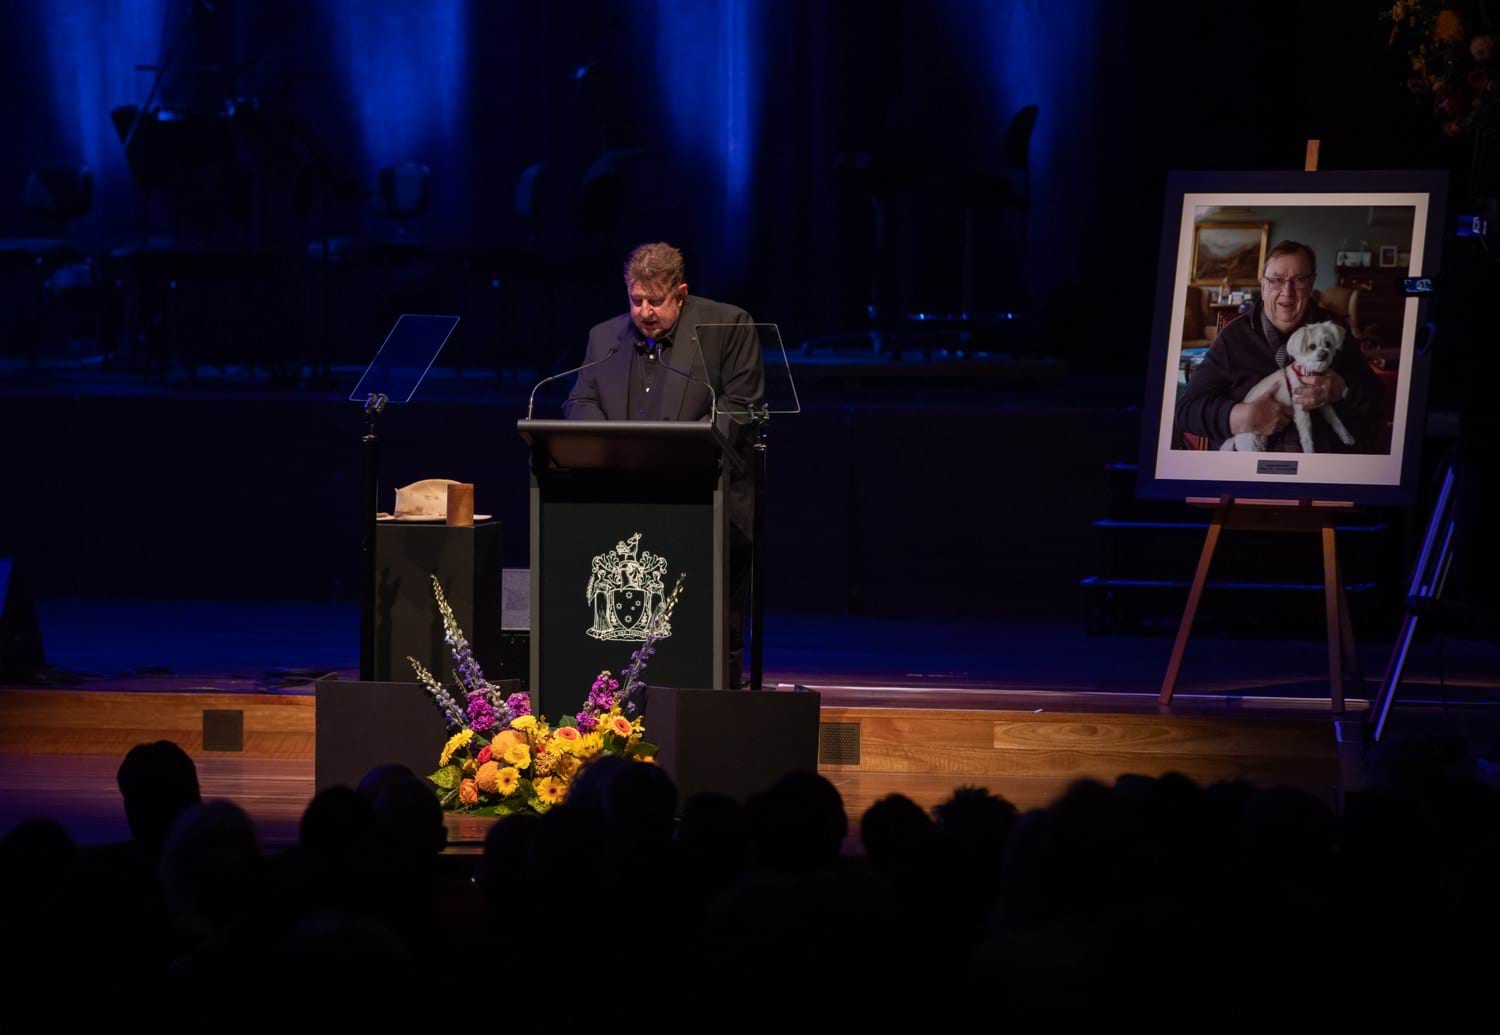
[[1190, 222, 1268, 286], [1138, 169, 1447, 505]]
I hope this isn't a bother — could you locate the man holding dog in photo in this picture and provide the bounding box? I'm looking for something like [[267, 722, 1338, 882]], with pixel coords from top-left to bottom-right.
[[1175, 240, 1384, 452]]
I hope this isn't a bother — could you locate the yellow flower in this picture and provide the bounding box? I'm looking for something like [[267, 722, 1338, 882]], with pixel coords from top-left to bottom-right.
[[607, 715, 633, 738], [577, 732, 604, 758], [503, 742, 532, 769], [496, 766, 520, 796], [510, 715, 538, 731], [475, 760, 501, 794], [461, 757, 477, 774], [534, 776, 568, 805], [556, 754, 581, 779], [533, 750, 558, 777], [439, 729, 474, 767], [553, 725, 582, 745], [637, 756, 656, 764]]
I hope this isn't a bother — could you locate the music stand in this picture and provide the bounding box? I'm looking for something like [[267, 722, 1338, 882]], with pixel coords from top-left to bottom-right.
[[349, 314, 460, 679], [693, 323, 801, 692]]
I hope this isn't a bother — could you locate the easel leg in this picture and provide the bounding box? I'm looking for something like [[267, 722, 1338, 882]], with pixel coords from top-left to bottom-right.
[[1160, 504, 1226, 705], [1322, 524, 1345, 714], [1338, 577, 1362, 695]]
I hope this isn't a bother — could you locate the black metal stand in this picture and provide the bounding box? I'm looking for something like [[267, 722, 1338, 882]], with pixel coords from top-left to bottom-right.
[[748, 406, 769, 693], [359, 392, 387, 681], [1368, 457, 1458, 743]]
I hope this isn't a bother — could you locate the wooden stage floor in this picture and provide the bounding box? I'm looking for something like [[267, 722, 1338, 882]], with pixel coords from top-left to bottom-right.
[[6, 665, 1496, 853]]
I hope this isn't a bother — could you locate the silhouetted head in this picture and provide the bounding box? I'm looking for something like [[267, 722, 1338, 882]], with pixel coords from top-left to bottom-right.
[[931, 786, 1017, 871], [860, 793, 935, 874], [370, 775, 447, 866], [300, 785, 374, 862], [0, 818, 75, 890], [357, 763, 422, 803], [678, 791, 750, 884], [476, 812, 542, 916], [159, 800, 262, 937], [117, 740, 201, 858], [746, 770, 848, 874]]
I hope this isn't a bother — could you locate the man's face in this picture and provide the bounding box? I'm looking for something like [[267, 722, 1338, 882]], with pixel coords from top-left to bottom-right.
[[1261, 251, 1315, 334], [627, 278, 688, 341]]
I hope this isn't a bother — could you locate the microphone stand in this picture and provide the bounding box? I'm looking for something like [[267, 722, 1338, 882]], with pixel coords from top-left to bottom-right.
[[748, 403, 770, 693], [527, 344, 620, 419], [360, 392, 387, 681]]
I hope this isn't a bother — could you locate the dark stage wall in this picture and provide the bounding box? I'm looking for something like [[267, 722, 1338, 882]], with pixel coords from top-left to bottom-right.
[[0, 1, 1472, 373], [0, 388, 1135, 623]]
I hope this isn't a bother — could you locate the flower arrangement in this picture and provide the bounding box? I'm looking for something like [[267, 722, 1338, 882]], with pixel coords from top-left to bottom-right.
[[409, 573, 682, 815], [1383, 2, 1498, 136]]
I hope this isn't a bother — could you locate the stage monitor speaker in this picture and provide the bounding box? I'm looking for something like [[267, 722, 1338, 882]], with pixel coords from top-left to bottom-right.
[[643, 686, 821, 804], [0, 558, 45, 682], [314, 676, 520, 791]]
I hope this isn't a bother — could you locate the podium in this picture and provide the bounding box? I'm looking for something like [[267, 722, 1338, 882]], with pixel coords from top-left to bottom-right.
[[518, 419, 739, 719]]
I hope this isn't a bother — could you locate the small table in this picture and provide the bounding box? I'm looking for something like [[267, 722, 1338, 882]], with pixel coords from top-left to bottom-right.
[[1209, 302, 1248, 330]]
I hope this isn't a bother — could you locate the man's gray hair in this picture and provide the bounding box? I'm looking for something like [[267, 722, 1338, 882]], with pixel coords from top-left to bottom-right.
[[624, 242, 686, 288], [1263, 239, 1317, 275]]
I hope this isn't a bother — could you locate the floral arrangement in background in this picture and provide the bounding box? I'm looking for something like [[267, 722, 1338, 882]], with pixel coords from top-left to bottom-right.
[[409, 573, 681, 815], [1384, 2, 1498, 136]]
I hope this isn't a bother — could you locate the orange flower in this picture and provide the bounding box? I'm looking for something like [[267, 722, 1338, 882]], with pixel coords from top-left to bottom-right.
[[608, 716, 633, 738], [553, 725, 582, 743], [475, 760, 501, 794], [458, 779, 479, 806], [492, 729, 524, 753], [1435, 9, 1464, 44]]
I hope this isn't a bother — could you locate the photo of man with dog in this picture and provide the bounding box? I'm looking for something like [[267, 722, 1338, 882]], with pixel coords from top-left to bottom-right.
[[1172, 206, 1416, 456]]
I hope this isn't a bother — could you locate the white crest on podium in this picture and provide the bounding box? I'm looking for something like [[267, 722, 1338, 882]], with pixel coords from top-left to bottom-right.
[[586, 533, 671, 642]]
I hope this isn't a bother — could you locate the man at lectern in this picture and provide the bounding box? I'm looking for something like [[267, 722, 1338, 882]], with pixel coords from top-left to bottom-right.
[[564, 242, 764, 685]]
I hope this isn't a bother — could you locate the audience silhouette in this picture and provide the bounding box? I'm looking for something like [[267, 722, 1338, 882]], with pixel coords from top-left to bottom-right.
[[3, 735, 1496, 1024]]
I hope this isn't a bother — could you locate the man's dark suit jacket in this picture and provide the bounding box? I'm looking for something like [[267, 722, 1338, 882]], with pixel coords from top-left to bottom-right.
[[562, 294, 765, 533]]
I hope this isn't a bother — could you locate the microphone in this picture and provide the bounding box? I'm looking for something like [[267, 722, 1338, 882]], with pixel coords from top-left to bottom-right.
[[647, 337, 718, 427], [526, 344, 619, 419]]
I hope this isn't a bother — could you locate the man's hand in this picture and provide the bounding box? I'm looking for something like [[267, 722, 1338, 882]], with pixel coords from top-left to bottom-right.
[[1292, 371, 1345, 411], [1229, 394, 1292, 436]]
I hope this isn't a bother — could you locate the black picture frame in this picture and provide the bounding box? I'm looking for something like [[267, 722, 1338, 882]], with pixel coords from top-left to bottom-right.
[[1137, 169, 1447, 506]]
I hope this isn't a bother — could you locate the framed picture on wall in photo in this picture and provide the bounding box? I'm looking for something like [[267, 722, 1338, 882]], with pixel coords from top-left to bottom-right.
[[1138, 169, 1448, 506], [1190, 222, 1269, 286]]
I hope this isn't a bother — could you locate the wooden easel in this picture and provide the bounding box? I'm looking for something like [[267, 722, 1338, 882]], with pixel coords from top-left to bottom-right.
[[1159, 140, 1360, 713], [1158, 497, 1363, 713]]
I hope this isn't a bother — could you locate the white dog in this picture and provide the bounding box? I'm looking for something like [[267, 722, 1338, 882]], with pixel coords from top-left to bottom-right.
[[1221, 321, 1357, 453]]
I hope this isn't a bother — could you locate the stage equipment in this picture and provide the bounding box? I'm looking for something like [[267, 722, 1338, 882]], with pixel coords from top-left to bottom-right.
[[349, 314, 460, 680]]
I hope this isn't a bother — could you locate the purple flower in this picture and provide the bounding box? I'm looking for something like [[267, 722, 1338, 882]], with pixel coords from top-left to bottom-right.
[[466, 696, 496, 734], [506, 692, 532, 717], [576, 712, 598, 731]]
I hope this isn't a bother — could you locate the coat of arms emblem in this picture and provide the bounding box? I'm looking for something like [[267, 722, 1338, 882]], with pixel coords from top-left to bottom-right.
[[586, 533, 671, 642]]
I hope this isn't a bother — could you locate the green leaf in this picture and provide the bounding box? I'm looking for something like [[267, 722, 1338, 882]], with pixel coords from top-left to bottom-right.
[[630, 740, 659, 758], [429, 764, 463, 790], [557, 714, 579, 729]]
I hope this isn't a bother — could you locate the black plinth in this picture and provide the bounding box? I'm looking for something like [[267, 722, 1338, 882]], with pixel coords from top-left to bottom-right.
[[643, 686, 821, 803], [315, 676, 522, 790], [373, 520, 506, 685]]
